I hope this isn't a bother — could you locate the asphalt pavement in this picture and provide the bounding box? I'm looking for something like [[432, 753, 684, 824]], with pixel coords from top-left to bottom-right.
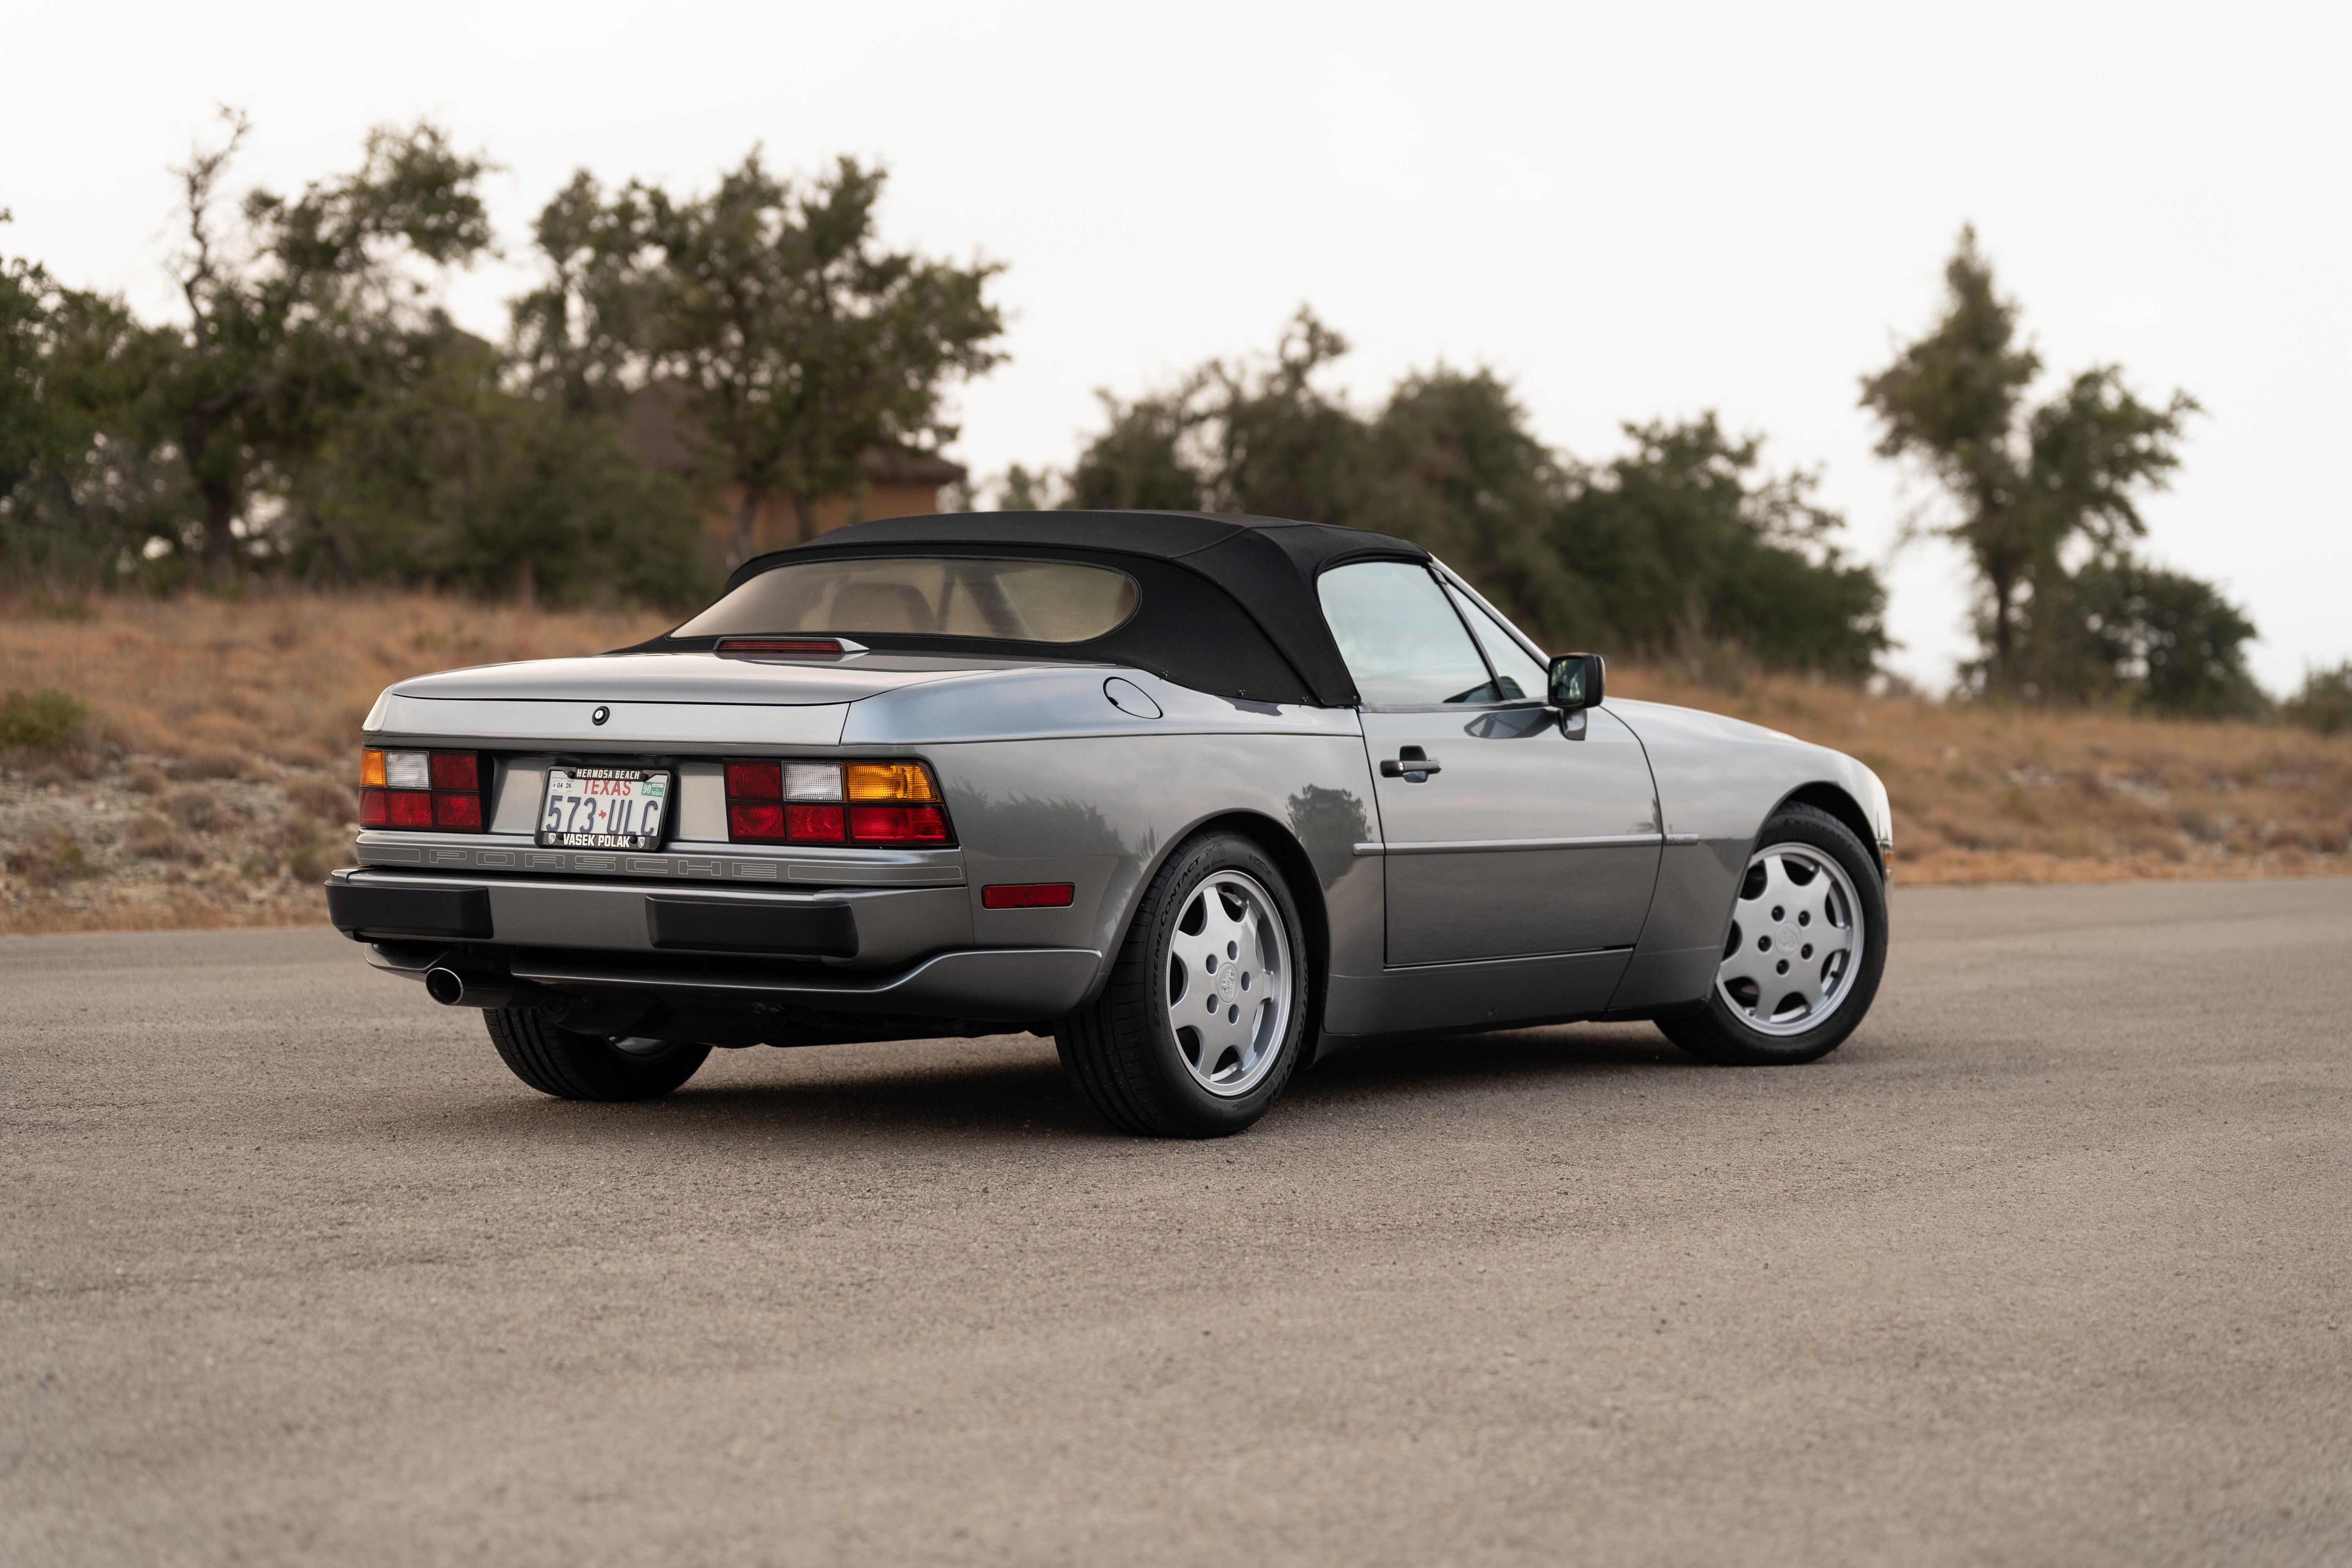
[[4, 879, 2347, 1566]]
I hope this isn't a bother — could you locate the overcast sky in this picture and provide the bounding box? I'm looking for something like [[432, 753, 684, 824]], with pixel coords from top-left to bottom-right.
[[7, 1, 2345, 693]]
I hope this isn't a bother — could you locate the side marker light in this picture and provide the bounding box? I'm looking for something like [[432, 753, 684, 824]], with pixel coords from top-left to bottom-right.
[[982, 882, 1075, 909]]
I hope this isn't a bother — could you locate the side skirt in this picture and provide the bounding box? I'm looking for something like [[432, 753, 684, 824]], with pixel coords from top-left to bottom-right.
[[1319, 947, 1633, 1042]]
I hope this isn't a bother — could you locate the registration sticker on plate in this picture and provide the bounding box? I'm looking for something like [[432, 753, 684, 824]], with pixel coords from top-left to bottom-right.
[[538, 767, 672, 850]]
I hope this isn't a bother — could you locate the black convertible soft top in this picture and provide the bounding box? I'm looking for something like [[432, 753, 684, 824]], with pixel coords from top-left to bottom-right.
[[672, 511, 1432, 708]]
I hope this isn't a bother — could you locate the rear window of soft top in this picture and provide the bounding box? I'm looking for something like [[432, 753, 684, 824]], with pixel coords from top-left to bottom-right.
[[673, 556, 1141, 644]]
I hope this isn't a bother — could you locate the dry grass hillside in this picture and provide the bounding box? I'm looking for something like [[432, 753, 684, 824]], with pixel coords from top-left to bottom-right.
[[1612, 666, 2352, 885], [2, 590, 2345, 934], [1, 592, 670, 933]]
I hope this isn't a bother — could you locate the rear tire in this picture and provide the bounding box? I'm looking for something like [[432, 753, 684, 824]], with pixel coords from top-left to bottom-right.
[[1657, 802, 1887, 1067], [484, 1007, 710, 1101], [1054, 831, 1309, 1137]]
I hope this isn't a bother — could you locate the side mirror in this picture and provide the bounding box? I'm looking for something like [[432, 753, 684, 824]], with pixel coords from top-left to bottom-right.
[[1548, 653, 1605, 710]]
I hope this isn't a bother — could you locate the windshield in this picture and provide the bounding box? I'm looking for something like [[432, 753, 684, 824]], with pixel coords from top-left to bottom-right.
[[673, 556, 1141, 643]]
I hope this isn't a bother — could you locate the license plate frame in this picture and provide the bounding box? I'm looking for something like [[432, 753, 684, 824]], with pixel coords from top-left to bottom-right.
[[536, 765, 674, 851]]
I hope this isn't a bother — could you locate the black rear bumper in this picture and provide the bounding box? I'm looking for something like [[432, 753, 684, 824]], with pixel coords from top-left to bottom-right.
[[325, 881, 494, 940], [325, 877, 858, 958], [644, 894, 857, 957]]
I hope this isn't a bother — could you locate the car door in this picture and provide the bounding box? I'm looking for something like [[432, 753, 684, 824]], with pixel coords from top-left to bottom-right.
[[1318, 561, 1662, 967]]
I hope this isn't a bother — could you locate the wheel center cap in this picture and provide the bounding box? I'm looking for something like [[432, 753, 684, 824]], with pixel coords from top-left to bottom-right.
[[1218, 967, 1238, 1002], [1776, 923, 1800, 951]]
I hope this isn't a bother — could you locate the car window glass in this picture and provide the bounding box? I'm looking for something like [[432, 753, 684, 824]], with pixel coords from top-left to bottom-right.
[[1444, 585, 1550, 702], [1316, 561, 1498, 706], [673, 557, 1139, 642]]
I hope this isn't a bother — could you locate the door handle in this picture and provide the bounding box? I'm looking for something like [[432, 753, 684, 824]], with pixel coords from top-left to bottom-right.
[[1381, 750, 1441, 780]]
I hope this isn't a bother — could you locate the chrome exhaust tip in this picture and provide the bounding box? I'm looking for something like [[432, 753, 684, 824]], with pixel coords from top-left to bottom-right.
[[425, 965, 523, 1009]]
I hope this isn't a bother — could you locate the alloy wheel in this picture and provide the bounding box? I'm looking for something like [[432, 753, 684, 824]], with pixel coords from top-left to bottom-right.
[[1163, 869, 1294, 1096], [1714, 842, 1865, 1037]]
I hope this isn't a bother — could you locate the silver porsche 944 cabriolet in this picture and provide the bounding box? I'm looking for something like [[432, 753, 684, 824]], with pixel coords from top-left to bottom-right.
[[328, 511, 1892, 1137]]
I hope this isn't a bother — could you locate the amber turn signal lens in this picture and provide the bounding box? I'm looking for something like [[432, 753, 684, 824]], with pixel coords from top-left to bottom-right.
[[361, 750, 387, 787], [845, 761, 939, 802]]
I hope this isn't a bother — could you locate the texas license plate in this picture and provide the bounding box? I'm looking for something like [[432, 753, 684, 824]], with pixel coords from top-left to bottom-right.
[[537, 767, 672, 850]]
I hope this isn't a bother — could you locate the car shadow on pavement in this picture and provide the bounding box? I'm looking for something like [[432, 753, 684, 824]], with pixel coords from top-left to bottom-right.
[[378, 1020, 1702, 1149], [1291, 1020, 1699, 1107]]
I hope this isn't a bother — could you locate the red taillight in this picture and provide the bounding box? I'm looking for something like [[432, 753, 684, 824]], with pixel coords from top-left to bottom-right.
[[725, 761, 781, 799], [716, 637, 851, 660], [983, 882, 1074, 909], [724, 758, 954, 847], [788, 803, 846, 842], [359, 749, 488, 834], [428, 753, 478, 790], [727, 802, 786, 842], [848, 805, 948, 844]]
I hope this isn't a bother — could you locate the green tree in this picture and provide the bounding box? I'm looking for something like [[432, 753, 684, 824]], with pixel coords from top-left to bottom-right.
[[1556, 415, 1887, 675], [1363, 367, 1574, 641], [0, 227, 71, 497], [1063, 392, 1202, 510], [630, 153, 1004, 565], [1, 218, 186, 583], [1201, 310, 1370, 523], [289, 323, 712, 608], [1050, 311, 1886, 670], [1999, 552, 2263, 718], [508, 171, 660, 421], [154, 111, 491, 575], [2283, 663, 2352, 736], [1864, 227, 2198, 696], [1060, 310, 1365, 521]]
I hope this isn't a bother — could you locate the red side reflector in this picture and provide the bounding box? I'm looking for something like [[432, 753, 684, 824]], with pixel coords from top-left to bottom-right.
[[428, 752, 478, 790], [725, 761, 782, 799], [717, 637, 848, 660], [387, 791, 433, 828], [359, 788, 388, 826], [983, 882, 1075, 909], [787, 803, 847, 842], [728, 802, 786, 842], [433, 793, 483, 830]]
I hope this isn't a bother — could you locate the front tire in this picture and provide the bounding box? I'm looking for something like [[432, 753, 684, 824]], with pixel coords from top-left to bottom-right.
[[484, 1008, 710, 1101], [1054, 831, 1310, 1137], [1657, 802, 1887, 1066]]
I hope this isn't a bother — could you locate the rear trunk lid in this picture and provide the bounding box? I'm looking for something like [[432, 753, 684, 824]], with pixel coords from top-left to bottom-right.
[[365, 651, 1041, 747]]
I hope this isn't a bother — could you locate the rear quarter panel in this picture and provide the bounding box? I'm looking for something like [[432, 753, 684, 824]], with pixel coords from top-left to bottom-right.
[[848, 668, 1382, 1007]]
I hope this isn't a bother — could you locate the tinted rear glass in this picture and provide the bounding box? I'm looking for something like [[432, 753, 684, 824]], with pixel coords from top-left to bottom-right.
[[675, 557, 1141, 643]]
